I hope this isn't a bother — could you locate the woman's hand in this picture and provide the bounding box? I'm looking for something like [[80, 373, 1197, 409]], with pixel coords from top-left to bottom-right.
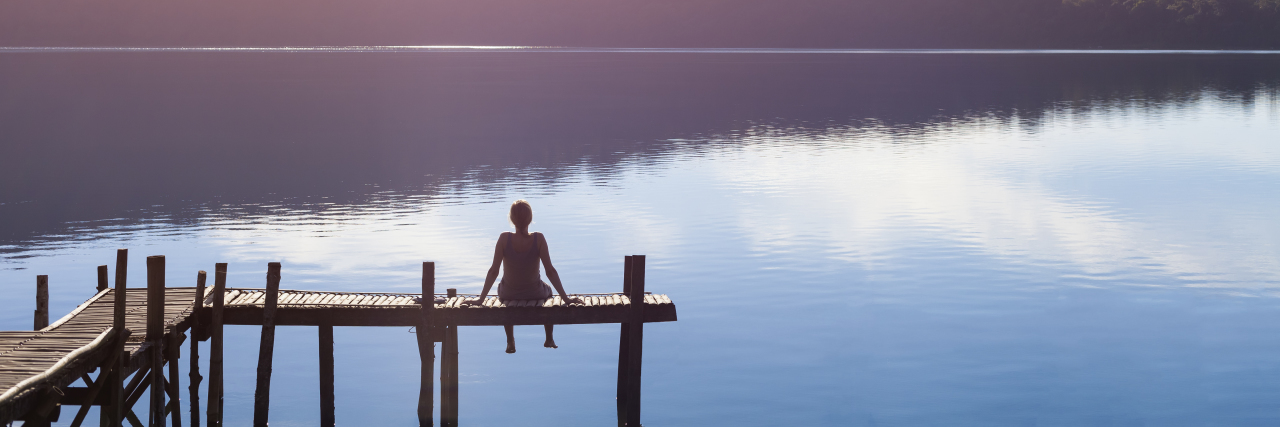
[[562, 296, 583, 306], [461, 297, 485, 307]]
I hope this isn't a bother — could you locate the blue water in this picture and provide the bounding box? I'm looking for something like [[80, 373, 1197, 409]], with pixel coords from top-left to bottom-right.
[[1, 50, 1278, 426]]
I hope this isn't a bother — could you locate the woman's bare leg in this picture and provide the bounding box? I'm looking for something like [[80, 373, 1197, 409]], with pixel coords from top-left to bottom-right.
[[543, 324, 557, 348], [504, 324, 516, 353]]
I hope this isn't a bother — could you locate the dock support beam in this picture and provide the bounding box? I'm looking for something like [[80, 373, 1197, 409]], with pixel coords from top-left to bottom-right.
[[616, 256, 633, 427], [190, 271, 205, 427], [253, 262, 282, 427], [147, 255, 167, 427], [417, 262, 435, 427], [35, 275, 49, 330], [104, 249, 128, 427], [441, 288, 458, 427], [208, 264, 227, 427], [168, 329, 183, 427], [319, 324, 335, 427], [98, 265, 109, 292], [622, 255, 646, 427]]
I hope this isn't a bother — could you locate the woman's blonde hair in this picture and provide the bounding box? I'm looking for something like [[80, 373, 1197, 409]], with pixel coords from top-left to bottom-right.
[[509, 199, 533, 228]]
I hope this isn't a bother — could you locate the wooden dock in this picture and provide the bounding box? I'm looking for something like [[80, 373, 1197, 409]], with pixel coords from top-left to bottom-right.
[[0, 251, 675, 427], [216, 289, 677, 326]]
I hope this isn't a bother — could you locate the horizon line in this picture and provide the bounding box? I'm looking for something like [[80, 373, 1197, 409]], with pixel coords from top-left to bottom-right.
[[3, 46, 1280, 54]]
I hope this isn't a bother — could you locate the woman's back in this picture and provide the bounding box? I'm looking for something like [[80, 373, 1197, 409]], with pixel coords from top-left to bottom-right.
[[499, 232, 550, 300], [466, 199, 581, 352]]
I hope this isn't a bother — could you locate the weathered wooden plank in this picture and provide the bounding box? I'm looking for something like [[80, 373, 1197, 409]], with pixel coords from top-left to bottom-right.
[[311, 294, 332, 306], [283, 292, 305, 306]]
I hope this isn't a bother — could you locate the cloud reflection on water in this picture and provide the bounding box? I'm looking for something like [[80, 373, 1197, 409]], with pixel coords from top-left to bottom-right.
[[2, 52, 1280, 426]]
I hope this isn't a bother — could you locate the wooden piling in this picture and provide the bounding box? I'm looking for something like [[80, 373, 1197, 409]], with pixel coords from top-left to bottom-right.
[[417, 262, 435, 427], [104, 249, 128, 427], [208, 264, 227, 427], [35, 275, 49, 330], [616, 255, 633, 427], [441, 288, 458, 427], [146, 255, 167, 427], [168, 329, 182, 427], [190, 271, 205, 427], [624, 255, 646, 427], [253, 262, 282, 427], [319, 324, 335, 427], [97, 265, 109, 292]]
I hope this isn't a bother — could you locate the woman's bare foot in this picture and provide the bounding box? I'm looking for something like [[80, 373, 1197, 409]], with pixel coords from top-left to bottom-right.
[[543, 324, 557, 348], [504, 324, 516, 353], [506, 342, 516, 353]]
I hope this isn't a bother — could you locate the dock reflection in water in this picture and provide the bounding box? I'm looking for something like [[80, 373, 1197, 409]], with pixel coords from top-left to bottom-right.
[[1, 51, 1279, 425]]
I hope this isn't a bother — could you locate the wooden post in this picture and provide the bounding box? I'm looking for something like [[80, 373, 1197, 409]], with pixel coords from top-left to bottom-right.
[[624, 255, 646, 427], [253, 262, 282, 427], [208, 264, 227, 427], [416, 262, 435, 427], [34, 275, 49, 330], [104, 249, 127, 427], [190, 271, 205, 427], [168, 329, 182, 427], [98, 265, 110, 292], [319, 324, 335, 427], [147, 255, 167, 427], [441, 288, 458, 427], [616, 255, 633, 427]]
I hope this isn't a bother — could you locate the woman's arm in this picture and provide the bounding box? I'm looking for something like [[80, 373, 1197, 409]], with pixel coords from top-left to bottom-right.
[[464, 233, 506, 306], [538, 234, 582, 305]]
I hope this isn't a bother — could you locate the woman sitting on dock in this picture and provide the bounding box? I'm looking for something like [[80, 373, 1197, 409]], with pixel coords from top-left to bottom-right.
[[464, 199, 582, 353]]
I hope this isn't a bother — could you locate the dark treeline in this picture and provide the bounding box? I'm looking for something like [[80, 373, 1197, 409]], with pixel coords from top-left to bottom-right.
[[1, 0, 1279, 48]]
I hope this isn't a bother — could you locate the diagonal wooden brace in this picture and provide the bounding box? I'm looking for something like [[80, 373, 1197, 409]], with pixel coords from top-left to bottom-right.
[[68, 328, 132, 427]]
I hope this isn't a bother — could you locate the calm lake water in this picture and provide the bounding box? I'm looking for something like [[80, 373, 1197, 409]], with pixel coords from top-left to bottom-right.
[[2, 50, 1279, 426]]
